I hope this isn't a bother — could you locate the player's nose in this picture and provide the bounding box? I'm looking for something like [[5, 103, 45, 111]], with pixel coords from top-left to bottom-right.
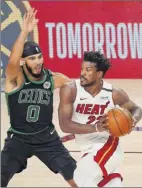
[[81, 69, 86, 76]]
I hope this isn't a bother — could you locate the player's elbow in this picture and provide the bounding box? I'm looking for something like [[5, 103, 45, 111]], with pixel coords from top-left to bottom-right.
[[60, 127, 69, 133], [59, 123, 69, 133], [59, 119, 70, 133]]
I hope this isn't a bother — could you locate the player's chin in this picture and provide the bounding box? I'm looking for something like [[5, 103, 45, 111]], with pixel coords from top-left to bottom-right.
[[33, 72, 42, 78], [80, 80, 87, 86]]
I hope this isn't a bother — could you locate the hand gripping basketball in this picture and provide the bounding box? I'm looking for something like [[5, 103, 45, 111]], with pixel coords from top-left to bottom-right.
[[107, 107, 133, 137], [95, 113, 109, 132]]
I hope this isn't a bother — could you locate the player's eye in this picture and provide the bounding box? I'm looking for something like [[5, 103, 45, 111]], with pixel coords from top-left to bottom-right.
[[28, 57, 35, 60], [38, 54, 43, 59], [86, 67, 91, 71]]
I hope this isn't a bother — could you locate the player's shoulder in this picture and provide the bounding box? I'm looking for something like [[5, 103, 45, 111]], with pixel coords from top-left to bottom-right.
[[61, 79, 76, 90], [60, 80, 77, 102], [49, 70, 69, 80], [60, 79, 76, 96], [45, 69, 71, 89], [103, 80, 126, 94], [112, 87, 129, 105], [112, 87, 127, 96]]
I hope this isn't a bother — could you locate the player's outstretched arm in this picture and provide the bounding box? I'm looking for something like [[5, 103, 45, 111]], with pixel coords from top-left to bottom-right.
[[5, 8, 38, 81]]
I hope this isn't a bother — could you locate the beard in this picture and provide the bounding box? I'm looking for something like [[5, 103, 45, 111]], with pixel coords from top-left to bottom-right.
[[80, 76, 97, 87], [25, 64, 43, 78], [81, 80, 97, 87]]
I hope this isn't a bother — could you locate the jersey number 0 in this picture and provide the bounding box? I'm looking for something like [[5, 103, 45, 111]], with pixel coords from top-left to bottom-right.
[[26, 105, 40, 122]]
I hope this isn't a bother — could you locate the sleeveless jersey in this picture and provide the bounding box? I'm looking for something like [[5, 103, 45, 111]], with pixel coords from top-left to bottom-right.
[[6, 69, 55, 142], [72, 79, 117, 151]]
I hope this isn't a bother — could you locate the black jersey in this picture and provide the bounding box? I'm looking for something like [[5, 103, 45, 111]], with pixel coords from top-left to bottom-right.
[[6, 69, 56, 143]]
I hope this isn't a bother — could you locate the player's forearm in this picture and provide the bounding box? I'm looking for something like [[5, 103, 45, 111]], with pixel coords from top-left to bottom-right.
[[6, 30, 29, 77], [9, 30, 29, 67], [60, 120, 97, 134]]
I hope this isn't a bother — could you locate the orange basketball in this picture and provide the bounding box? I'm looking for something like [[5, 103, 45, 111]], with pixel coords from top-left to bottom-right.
[[107, 107, 133, 137]]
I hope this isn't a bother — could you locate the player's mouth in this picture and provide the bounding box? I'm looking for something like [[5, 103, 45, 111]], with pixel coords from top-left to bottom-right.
[[80, 76, 87, 82], [35, 67, 42, 73]]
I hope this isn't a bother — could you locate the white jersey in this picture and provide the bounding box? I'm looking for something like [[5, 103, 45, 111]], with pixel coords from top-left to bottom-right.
[[72, 79, 117, 151], [73, 80, 123, 187]]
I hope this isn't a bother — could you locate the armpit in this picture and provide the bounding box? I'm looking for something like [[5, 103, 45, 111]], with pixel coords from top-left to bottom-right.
[[7, 77, 17, 85]]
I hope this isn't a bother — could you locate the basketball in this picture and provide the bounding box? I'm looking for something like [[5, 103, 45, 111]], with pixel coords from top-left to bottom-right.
[[107, 107, 133, 137]]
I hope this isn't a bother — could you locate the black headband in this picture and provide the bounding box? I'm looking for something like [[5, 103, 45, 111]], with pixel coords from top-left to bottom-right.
[[22, 46, 42, 58]]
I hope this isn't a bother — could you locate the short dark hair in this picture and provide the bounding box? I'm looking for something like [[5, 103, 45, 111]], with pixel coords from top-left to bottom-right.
[[83, 51, 111, 77], [22, 41, 42, 58]]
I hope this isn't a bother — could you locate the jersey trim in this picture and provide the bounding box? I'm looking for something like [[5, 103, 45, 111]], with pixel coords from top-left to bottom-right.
[[98, 173, 123, 187], [94, 136, 119, 177], [25, 69, 47, 84], [8, 124, 53, 135], [49, 70, 54, 93], [102, 88, 112, 92], [5, 83, 25, 116], [5, 93, 10, 115], [5, 82, 25, 96], [44, 69, 54, 93]]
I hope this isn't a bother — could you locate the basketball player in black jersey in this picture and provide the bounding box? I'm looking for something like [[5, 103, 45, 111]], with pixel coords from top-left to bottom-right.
[[1, 8, 77, 187]]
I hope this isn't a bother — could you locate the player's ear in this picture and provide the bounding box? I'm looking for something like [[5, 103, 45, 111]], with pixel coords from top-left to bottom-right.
[[20, 58, 25, 66], [97, 71, 103, 78]]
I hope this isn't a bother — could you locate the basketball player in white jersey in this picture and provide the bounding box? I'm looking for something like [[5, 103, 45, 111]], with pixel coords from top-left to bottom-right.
[[58, 51, 142, 187]]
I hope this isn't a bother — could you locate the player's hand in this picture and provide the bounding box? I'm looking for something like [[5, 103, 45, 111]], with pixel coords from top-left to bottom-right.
[[95, 113, 109, 132], [132, 117, 137, 127], [127, 117, 136, 134], [22, 8, 39, 33]]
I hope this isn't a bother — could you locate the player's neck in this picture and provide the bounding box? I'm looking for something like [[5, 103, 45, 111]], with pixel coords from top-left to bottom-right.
[[28, 73, 43, 81], [84, 80, 103, 97]]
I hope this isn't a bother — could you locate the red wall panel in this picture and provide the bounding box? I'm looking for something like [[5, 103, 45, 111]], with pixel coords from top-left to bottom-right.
[[30, 1, 142, 78]]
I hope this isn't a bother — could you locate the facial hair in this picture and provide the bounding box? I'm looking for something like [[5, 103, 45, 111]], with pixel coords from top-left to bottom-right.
[[82, 80, 97, 87], [80, 76, 97, 87], [25, 64, 43, 78]]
